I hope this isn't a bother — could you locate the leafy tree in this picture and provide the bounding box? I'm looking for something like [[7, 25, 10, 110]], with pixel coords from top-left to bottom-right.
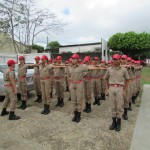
[[28, 44, 44, 53], [108, 32, 150, 59], [48, 41, 60, 53], [0, 0, 64, 53]]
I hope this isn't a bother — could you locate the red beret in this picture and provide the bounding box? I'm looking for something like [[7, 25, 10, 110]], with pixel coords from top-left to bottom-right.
[[121, 55, 127, 59], [69, 58, 72, 62], [7, 60, 16, 66], [41, 55, 48, 60], [49, 58, 53, 62], [34, 56, 40, 60], [19, 56, 25, 60], [101, 60, 106, 63], [56, 56, 62, 60], [93, 57, 99, 60], [72, 54, 79, 59], [112, 54, 121, 60], [84, 56, 91, 61]]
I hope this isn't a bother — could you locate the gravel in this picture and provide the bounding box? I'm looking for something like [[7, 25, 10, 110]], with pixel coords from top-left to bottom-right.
[[0, 90, 142, 150]]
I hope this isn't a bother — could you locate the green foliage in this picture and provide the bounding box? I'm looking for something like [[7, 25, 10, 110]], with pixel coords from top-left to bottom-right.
[[141, 67, 150, 85], [28, 44, 44, 53], [48, 41, 60, 53], [108, 32, 150, 59]]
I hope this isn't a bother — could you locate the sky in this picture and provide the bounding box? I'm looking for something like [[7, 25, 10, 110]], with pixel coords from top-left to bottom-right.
[[36, 0, 150, 46]]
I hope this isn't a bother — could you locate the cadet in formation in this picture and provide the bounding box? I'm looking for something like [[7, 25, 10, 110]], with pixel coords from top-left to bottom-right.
[[1, 60, 20, 120], [105, 54, 130, 131], [34, 56, 42, 103]]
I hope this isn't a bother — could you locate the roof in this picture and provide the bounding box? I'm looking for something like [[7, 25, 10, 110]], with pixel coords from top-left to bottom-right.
[[60, 42, 101, 48]]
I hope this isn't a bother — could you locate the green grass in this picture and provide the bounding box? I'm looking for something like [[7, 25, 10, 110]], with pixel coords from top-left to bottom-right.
[[141, 66, 150, 85]]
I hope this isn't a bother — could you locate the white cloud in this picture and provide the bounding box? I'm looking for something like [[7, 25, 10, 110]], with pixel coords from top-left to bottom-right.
[[36, 0, 150, 46]]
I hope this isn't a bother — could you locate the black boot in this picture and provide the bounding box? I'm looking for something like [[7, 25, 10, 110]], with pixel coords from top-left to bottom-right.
[[44, 105, 50, 115], [68, 96, 71, 101], [9, 112, 20, 120], [97, 97, 101, 106], [109, 117, 117, 130], [59, 98, 64, 107], [99, 94, 102, 100], [93, 97, 97, 105], [18, 101, 23, 109], [128, 102, 132, 111], [102, 93, 106, 100], [132, 96, 136, 104], [41, 104, 47, 114], [72, 111, 77, 122], [1, 108, 9, 116], [55, 98, 60, 107], [75, 112, 81, 123], [83, 102, 88, 112], [86, 103, 91, 113], [123, 108, 128, 120], [50, 92, 53, 98], [38, 95, 42, 103], [21, 101, 27, 110], [65, 86, 69, 92], [115, 118, 121, 132]]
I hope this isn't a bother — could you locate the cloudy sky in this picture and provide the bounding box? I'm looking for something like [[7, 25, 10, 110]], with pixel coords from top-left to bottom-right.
[[36, 0, 150, 46]]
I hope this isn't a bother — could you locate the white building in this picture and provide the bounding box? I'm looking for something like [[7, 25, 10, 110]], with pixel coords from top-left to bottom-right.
[[59, 42, 101, 53], [59, 40, 109, 61]]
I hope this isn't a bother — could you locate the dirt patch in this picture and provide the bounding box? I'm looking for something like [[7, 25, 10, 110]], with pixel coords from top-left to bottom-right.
[[0, 90, 141, 150]]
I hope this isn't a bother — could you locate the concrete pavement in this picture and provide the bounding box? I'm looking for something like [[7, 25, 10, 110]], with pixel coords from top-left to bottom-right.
[[131, 84, 150, 150]]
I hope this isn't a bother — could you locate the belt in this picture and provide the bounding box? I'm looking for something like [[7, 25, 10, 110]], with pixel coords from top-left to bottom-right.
[[101, 75, 104, 78], [4, 84, 13, 86], [92, 76, 100, 79], [19, 76, 26, 78], [110, 84, 124, 87], [84, 77, 91, 80], [70, 80, 83, 84], [53, 76, 64, 79], [41, 77, 50, 80]]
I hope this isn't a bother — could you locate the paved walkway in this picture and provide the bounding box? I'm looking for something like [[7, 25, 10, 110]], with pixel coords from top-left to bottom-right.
[[131, 84, 150, 150]]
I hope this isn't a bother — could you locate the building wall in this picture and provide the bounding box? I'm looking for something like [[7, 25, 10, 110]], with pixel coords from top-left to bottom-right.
[[59, 44, 101, 53]]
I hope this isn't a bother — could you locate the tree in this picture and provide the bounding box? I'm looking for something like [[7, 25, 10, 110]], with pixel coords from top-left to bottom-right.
[[0, 0, 64, 53], [108, 32, 150, 59], [48, 41, 60, 53]]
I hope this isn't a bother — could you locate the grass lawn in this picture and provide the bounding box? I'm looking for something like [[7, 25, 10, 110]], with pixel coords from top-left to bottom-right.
[[141, 66, 150, 85]]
